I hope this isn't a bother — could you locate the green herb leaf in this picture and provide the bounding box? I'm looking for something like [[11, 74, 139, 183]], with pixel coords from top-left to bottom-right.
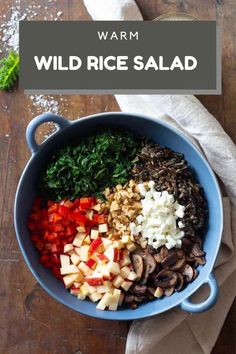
[[0, 51, 19, 91], [41, 129, 141, 201]]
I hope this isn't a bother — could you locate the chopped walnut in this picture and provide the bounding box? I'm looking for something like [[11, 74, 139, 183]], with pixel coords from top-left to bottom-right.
[[104, 180, 141, 240]]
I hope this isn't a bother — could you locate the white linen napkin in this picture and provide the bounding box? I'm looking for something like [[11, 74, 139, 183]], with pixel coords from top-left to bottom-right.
[[83, 1, 236, 353]]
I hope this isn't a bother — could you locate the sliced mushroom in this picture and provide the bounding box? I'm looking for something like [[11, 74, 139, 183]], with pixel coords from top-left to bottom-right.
[[194, 256, 206, 265], [175, 272, 184, 292], [130, 302, 138, 309], [123, 294, 136, 304], [182, 264, 194, 282], [185, 255, 196, 263], [170, 256, 186, 271], [155, 270, 178, 288], [164, 287, 175, 296], [176, 249, 184, 259], [154, 253, 162, 263], [132, 254, 143, 280], [130, 284, 147, 296], [160, 246, 169, 260], [161, 252, 178, 268], [147, 245, 156, 255], [192, 243, 205, 257], [147, 287, 156, 296], [142, 254, 156, 284], [192, 268, 199, 280]]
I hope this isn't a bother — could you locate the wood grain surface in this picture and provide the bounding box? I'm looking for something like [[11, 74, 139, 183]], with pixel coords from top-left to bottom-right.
[[0, 1, 235, 353]]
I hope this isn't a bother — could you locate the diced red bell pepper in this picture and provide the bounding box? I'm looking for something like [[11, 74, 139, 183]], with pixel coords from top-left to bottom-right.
[[51, 244, 60, 254], [93, 214, 107, 224], [40, 254, 49, 264], [53, 224, 64, 233], [48, 203, 58, 214], [79, 197, 95, 210], [51, 266, 61, 279], [73, 198, 80, 207], [63, 200, 74, 209], [89, 237, 103, 254], [65, 225, 76, 237], [58, 205, 69, 217]]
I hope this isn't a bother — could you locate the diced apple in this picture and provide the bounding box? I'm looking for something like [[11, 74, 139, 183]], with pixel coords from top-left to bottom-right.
[[126, 242, 137, 252], [109, 289, 121, 311], [96, 292, 113, 310], [89, 292, 103, 302], [71, 253, 80, 266], [83, 282, 96, 294], [98, 224, 108, 233], [80, 284, 90, 296], [60, 265, 80, 275], [86, 258, 97, 269], [112, 275, 124, 288], [70, 288, 81, 296], [103, 280, 113, 289], [73, 232, 86, 247], [104, 246, 118, 262], [121, 235, 131, 244], [83, 235, 91, 245], [96, 253, 109, 264], [106, 261, 120, 275], [89, 237, 103, 254], [84, 276, 104, 286], [63, 273, 83, 289], [77, 292, 86, 300], [113, 240, 124, 250], [95, 264, 110, 278], [120, 254, 131, 267], [154, 287, 164, 298], [101, 237, 113, 250], [74, 282, 81, 288], [120, 266, 130, 279], [90, 229, 99, 239], [96, 285, 110, 293], [77, 245, 90, 261], [63, 244, 74, 253], [121, 281, 133, 292], [78, 262, 93, 276], [127, 271, 137, 281], [76, 226, 86, 233], [68, 250, 77, 256], [60, 254, 70, 268]]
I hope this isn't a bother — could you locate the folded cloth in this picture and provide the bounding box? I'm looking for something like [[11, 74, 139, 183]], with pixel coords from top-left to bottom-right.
[[84, 0, 143, 21], [83, 1, 236, 353]]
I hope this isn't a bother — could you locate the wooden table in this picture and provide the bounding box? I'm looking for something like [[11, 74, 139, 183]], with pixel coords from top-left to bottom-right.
[[0, 1, 235, 353]]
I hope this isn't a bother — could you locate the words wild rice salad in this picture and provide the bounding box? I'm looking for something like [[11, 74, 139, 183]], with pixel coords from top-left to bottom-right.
[[27, 129, 207, 311]]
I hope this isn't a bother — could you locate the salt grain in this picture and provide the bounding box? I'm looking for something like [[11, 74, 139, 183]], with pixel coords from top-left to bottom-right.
[[0, 0, 67, 117]]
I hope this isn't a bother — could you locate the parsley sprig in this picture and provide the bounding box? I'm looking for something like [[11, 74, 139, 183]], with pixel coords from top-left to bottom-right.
[[0, 51, 19, 91]]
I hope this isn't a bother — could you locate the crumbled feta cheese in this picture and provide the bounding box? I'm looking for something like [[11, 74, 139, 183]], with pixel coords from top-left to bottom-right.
[[130, 182, 185, 250]]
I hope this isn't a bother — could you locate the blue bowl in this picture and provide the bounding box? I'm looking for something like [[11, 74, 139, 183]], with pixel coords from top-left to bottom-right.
[[14, 112, 223, 320]]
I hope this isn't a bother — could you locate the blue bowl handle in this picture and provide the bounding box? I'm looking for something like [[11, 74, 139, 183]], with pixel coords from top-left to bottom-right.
[[26, 112, 70, 154], [180, 273, 219, 313]]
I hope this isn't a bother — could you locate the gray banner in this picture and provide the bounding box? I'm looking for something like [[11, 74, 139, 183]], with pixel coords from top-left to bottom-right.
[[20, 21, 221, 94]]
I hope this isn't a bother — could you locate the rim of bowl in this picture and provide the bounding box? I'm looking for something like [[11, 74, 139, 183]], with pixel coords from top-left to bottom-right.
[[14, 111, 223, 320]]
